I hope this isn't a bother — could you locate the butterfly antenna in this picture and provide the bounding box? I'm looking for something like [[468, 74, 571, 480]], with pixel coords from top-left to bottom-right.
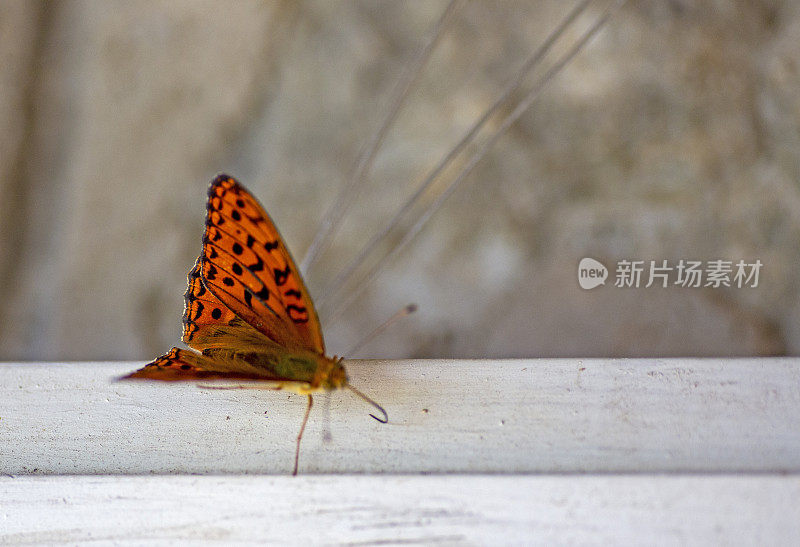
[[344, 303, 418, 356], [293, 394, 313, 476], [316, 0, 594, 312], [346, 384, 388, 424], [300, 0, 463, 276], [323, 0, 626, 323]]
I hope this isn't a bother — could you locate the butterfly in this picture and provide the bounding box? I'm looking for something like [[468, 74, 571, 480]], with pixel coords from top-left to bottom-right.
[[122, 174, 386, 475]]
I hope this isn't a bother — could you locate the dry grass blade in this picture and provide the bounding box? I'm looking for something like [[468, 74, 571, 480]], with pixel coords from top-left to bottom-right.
[[316, 0, 596, 312], [300, 0, 463, 276], [324, 0, 627, 324]]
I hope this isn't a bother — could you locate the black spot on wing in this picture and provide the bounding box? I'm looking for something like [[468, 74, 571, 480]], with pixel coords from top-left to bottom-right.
[[273, 265, 290, 286], [254, 286, 271, 303], [286, 304, 309, 324], [248, 256, 264, 273], [246, 213, 266, 225]]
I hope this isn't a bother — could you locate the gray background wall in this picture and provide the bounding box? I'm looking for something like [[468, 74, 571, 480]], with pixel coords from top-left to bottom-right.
[[1, 0, 798, 361]]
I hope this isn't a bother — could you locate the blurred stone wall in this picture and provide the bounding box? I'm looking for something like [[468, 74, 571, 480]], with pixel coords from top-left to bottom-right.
[[0, 0, 798, 361]]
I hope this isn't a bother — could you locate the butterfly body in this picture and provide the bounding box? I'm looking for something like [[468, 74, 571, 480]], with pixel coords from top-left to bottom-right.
[[125, 340, 346, 395]]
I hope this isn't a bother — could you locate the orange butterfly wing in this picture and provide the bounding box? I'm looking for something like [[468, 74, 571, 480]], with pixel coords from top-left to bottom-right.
[[125, 347, 222, 381], [124, 346, 298, 382], [123, 174, 327, 382], [182, 256, 245, 349], [199, 175, 324, 354]]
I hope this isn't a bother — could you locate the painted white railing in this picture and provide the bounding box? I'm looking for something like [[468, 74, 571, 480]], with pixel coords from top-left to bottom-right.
[[2, 359, 799, 543]]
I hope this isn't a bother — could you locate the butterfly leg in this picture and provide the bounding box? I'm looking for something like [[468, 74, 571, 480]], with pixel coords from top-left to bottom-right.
[[293, 394, 313, 476]]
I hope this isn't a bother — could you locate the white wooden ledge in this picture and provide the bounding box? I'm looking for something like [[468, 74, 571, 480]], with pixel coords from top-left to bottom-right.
[[2, 475, 798, 544], [2, 359, 799, 474], [2, 359, 799, 543]]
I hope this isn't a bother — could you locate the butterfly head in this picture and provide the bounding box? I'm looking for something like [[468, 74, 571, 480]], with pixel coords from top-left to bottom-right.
[[320, 355, 348, 390]]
